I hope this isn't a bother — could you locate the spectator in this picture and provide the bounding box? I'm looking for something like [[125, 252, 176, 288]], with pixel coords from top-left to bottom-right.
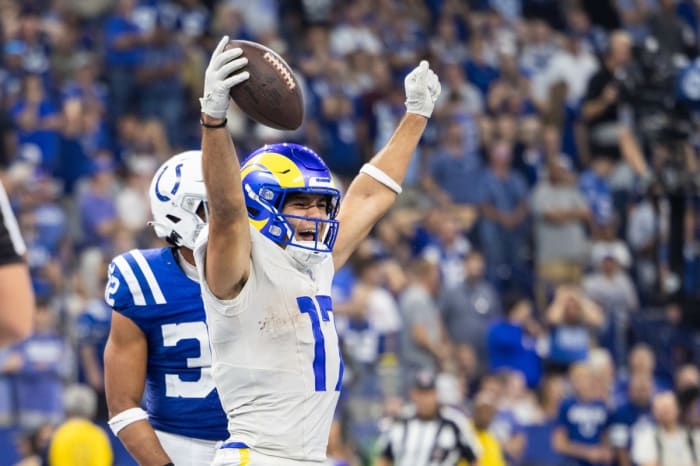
[[648, 0, 694, 58], [14, 423, 54, 466], [56, 96, 105, 197], [627, 182, 671, 302], [115, 156, 155, 238], [310, 59, 363, 179], [545, 286, 604, 373], [579, 155, 615, 234], [465, 36, 500, 96], [422, 120, 484, 207], [420, 211, 471, 289], [631, 302, 694, 389], [440, 250, 501, 370], [580, 30, 632, 163], [609, 373, 654, 466], [490, 371, 530, 463], [520, 376, 566, 466], [398, 259, 450, 390], [513, 116, 546, 187], [537, 30, 598, 106], [471, 391, 508, 466], [674, 364, 700, 428], [631, 391, 700, 466], [434, 62, 484, 116], [531, 156, 591, 307], [590, 220, 631, 281], [553, 362, 612, 466], [48, 384, 112, 466], [1, 40, 30, 109], [74, 271, 112, 422], [14, 7, 51, 78], [329, 3, 383, 57], [478, 140, 530, 291], [136, 21, 186, 147], [614, 344, 670, 408], [6, 300, 71, 432], [487, 52, 536, 116], [486, 292, 542, 389], [583, 245, 639, 365], [103, 0, 149, 119], [519, 18, 558, 82], [429, 18, 469, 66], [338, 254, 402, 347], [10, 74, 61, 171], [77, 158, 120, 252]]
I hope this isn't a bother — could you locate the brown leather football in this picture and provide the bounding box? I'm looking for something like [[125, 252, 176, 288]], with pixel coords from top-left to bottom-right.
[[225, 39, 304, 131]]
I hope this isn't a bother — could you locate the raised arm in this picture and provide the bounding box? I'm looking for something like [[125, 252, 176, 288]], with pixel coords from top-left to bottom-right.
[[199, 36, 251, 299], [104, 312, 171, 466], [333, 61, 441, 269]]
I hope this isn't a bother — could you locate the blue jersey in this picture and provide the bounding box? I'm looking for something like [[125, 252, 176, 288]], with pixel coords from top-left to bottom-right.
[[556, 397, 610, 466], [609, 401, 653, 451], [105, 247, 227, 441]]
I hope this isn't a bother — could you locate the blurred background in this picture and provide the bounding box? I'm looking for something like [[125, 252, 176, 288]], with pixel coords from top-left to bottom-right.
[[3, 0, 700, 464]]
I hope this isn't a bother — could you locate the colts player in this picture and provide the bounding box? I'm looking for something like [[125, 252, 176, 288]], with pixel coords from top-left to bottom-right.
[[104, 151, 227, 466], [194, 36, 441, 465]]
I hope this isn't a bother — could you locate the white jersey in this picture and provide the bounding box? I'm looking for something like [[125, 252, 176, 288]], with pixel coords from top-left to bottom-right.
[[155, 430, 218, 466], [194, 225, 343, 463]]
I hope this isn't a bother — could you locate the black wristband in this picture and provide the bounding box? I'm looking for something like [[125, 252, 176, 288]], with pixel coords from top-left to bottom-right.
[[163, 463, 174, 466], [200, 118, 227, 128]]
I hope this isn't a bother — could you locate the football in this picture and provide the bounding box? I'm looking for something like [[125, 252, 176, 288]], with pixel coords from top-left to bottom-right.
[[225, 39, 304, 131]]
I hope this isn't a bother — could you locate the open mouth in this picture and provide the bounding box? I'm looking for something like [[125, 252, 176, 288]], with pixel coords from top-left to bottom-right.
[[298, 229, 316, 242]]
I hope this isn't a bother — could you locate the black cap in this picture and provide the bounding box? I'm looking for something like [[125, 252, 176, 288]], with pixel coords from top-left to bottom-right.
[[413, 370, 437, 390]]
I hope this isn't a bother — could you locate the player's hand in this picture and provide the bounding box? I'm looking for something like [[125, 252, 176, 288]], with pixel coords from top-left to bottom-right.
[[200, 35, 250, 119], [404, 60, 441, 118]]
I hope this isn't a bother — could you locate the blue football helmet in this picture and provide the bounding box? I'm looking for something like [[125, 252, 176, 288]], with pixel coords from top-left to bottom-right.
[[241, 143, 340, 261]]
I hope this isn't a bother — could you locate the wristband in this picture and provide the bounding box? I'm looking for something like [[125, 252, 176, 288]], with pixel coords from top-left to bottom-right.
[[163, 463, 174, 466], [360, 163, 403, 194], [108, 407, 149, 436], [200, 118, 227, 129]]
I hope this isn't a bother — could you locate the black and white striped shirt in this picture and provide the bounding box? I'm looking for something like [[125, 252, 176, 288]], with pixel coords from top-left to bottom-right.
[[377, 406, 482, 466]]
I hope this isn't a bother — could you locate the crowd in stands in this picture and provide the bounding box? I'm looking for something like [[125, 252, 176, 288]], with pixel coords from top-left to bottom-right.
[[4, 0, 700, 464]]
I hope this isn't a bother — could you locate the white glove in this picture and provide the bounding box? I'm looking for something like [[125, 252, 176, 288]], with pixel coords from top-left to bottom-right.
[[404, 60, 441, 118], [199, 35, 250, 119]]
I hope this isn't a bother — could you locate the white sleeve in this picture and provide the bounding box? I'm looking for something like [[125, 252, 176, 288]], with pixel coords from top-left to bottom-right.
[[193, 225, 256, 316], [631, 426, 657, 465]]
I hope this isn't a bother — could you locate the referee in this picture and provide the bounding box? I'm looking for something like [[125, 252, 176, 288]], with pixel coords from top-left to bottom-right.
[[0, 178, 33, 346], [376, 371, 481, 466]]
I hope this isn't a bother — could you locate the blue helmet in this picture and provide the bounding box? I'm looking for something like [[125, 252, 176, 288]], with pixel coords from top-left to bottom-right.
[[241, 143, 340, 258]]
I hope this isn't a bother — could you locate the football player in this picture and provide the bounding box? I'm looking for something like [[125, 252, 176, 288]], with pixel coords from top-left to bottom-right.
[[104, 151, 227, 466], [194, 36, 441, 465]]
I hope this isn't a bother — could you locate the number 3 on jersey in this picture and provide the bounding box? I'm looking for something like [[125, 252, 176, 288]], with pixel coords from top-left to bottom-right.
[[296, 295, 343, 392], [161, 322, 216, 398]]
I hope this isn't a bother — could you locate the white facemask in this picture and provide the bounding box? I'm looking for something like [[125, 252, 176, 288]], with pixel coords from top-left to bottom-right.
[[286, 241, 330, 269]]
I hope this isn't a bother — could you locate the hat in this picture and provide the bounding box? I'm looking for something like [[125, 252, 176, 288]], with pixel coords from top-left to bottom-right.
[[413, 370, 437, 390]]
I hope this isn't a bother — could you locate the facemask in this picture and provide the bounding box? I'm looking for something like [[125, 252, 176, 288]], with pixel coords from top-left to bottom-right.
[[286, 241, 330, 269]]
